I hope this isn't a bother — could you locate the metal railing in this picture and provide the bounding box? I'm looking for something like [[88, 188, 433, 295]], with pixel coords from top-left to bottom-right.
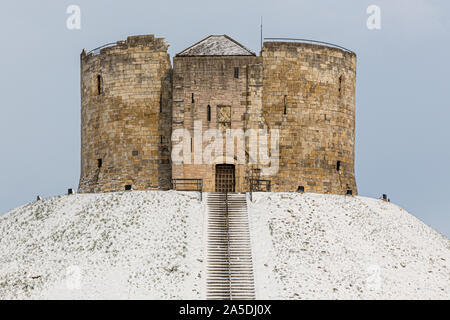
[[224, 191, 233, 299], [264, 37, 355, 54], [172, 178, 203, 201], [249, 179, 271, 202], [86, 42, 119, 55]]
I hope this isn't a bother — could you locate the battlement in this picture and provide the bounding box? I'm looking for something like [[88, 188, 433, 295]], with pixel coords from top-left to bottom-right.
[[262, 39, 356, 59], [81, 34, 169, 61]]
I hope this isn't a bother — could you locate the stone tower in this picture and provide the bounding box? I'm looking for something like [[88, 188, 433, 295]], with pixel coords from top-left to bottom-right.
[[257, 41, 357, 194], [78, 34, 357, 195], [78, 35, 172, 193], [171, 35, 259, 192]]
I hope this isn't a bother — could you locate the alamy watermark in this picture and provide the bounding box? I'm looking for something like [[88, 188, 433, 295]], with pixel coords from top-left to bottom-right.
[[366, 264, 382, 291], [66, 265, 82, 290], [66, 5, 81, 30], [366, 5, 381, 30], [171, 121, 279, 176]]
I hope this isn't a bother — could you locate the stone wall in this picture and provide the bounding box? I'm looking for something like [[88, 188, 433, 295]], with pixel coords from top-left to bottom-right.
[[172, 56, 258, 192], [260, 42, 357, 194], [78, 35, 172, 193], [78, 34, 357, 195]]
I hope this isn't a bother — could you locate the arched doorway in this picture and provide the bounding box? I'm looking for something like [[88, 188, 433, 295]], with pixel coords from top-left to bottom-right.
[[215, 164, 235, 192]]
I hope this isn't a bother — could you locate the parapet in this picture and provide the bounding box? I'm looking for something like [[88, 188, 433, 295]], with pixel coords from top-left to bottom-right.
[[81, 34, 169, 61]]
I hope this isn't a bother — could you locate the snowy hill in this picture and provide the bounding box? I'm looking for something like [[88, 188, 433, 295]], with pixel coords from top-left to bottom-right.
[[0, 191, 448, 299], [0, 191, 204, 299], [248, 193, 450, 299]]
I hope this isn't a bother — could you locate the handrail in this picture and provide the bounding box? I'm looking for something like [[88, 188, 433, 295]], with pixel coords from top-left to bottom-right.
[[224, 191, 232, 299], [172, 178, 203, 201], [86, 42, 118, 55], [249, 178, 271, 202], [264, 37, 355, 54]]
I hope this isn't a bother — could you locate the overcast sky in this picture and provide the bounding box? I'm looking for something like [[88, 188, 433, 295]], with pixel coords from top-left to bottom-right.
[[0, 0, 449, 237]]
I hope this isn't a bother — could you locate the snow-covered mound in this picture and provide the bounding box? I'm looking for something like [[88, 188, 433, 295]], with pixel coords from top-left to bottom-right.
[[0, 191, 204, 299], [248, 193, 450, 299], [0, 191, 448, 299]]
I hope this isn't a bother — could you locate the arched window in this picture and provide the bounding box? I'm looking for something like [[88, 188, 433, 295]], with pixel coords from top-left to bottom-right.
[[207, 105, 211, 122]]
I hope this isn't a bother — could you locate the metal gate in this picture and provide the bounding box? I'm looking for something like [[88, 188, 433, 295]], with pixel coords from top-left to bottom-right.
[[215, 164, 235, 193]]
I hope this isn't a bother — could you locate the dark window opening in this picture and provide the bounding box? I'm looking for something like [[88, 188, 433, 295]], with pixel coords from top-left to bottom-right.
[[297, 186, 305, 193], [132, 150, 138, 156], [125, 185, 132, 191], [160, 135, 163, 144], [234, 67, 239, 78], [97, 158, 102, 168], [207, 105, 211, 122], [191, 93, 195, 103], [336, 161, 341, 172], [283, 95, 287, 114], [190, 137, 193, 152], [97, 74, 103, 95], [346, 189, 353, 196], [339, 75, 343, 93], [159, 94, 162, 113]]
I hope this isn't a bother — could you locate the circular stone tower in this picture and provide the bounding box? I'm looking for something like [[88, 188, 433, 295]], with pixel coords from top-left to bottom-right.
[[261, 41, 357, 194], [78, 35, 172, 193]]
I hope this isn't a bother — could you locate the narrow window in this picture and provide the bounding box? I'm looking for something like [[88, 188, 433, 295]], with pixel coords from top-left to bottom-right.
[[336, 161, 341, 172], [338, 75, 343, 93], [97, 74, 102, 95], [191, 93, 195, 103], [207, 105, 211, 122], [160, 135, 163, 144], [190, 138, 193, 152], [234, 67, 239, 78], [283, 95, 287, 114], [97, 158, 102, 168], [159, 94, 162, 113]]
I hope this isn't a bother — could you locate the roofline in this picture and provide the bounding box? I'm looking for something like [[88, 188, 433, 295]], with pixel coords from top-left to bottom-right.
[[175, 34, 256, 57]]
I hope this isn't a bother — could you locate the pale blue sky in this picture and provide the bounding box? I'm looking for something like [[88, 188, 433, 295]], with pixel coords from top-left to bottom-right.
[[0, 0, 449, 237]]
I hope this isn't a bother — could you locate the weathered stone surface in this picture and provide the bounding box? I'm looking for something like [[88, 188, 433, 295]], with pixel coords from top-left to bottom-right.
[[78, 35, 172, 193], [79, 35, 357, 195], [172, 55, 258, 192], [259, 42, 357, 194]]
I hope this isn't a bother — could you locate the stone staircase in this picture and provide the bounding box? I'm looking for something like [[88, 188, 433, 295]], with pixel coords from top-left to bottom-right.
[[205, 193, 256, 300]]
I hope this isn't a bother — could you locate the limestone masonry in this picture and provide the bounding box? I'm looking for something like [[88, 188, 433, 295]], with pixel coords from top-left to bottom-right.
[[78, 34, 357, 194]]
